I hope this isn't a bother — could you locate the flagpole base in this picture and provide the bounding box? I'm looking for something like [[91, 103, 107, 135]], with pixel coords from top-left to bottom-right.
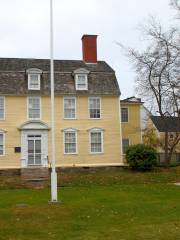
[[50, 170, 58, 202]]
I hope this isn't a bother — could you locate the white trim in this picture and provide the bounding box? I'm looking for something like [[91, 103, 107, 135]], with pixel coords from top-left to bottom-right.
[[56, 163, 127, 167], [88, 96, 101, 119], [87, 127, 104, 132], [73, 68, 90, 74], [121, 107, 129, 123], [89, 128, 104, 154], [27, 96, 41, 120], [28, 74, 41, 90], [119, 98, 123, 159], [0, 131, 5, 157], [0, 96, 5, 121], [75, 74, 88, 90], [26, 68, 43, 74], [27, 135, 42, 166], [62, 128, 78, 132], [18, 120, 50, 130], [63, 128, 78, 155], [0, 162, 127, 169], [21, 130, 48, 168], [63, 96, 76, 119], [85, 62, 98, 65]]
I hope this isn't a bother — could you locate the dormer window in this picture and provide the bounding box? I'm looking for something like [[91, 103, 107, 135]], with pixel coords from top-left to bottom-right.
[[76, 74, 88, 90], [27, 68, 42, 90], [74, 68, 90, 91], [28, 74, 40, 90]]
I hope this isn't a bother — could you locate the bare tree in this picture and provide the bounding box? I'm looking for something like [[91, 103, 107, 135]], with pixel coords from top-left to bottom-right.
[[170, 0, 180, 18], [117, 5, 180, 166]]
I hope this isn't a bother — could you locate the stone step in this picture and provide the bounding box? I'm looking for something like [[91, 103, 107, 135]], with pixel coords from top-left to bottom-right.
[[25, 179, 49, 189], [21, 167, 50, 181]]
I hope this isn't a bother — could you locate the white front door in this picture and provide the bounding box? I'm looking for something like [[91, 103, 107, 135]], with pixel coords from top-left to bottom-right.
[[27, 135, 42, 166], [20, 121, 49, 168]]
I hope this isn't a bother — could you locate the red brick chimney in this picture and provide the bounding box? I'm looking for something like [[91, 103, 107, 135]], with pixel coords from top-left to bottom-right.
[[82, 35, 98, 63]]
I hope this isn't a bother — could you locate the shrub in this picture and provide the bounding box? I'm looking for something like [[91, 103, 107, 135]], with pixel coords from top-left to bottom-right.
[[126, 144, 157, 171]]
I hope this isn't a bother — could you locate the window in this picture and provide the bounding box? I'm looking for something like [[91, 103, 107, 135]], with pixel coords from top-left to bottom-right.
[[89, 97, 101, 119], [75, 74, 88, 90], [0, 133, 4, 156], [28, 97, 41, 119], [64, 97, 76, 119], [28, 74, 40, 90], [0, 97, 4, 120], [122, 138, 129, 154], [64, 129, 77, 154], [121, 108, 128, 122], [90, 129, 103, 153]]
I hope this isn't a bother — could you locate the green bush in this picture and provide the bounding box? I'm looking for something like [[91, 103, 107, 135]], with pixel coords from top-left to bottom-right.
[[126, 144, 157, 171]]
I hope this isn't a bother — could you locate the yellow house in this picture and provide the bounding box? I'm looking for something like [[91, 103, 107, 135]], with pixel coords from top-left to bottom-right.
[[120, 96, 143, 155], [0, 35, 124, 171]]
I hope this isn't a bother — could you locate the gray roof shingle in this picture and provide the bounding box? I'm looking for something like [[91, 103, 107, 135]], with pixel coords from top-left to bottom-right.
[[151, 116, 180, 132], [0, 58, 120, 96]]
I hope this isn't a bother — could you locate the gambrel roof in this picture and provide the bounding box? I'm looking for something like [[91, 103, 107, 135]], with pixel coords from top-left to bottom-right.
[[0, 58, 120, 96]]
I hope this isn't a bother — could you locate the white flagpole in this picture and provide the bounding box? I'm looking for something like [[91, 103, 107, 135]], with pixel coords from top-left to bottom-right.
[[50, 0, 58, 202]]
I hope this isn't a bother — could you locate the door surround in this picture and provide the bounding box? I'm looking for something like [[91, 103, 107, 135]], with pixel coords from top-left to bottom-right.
[[18, 121, 50, 168]]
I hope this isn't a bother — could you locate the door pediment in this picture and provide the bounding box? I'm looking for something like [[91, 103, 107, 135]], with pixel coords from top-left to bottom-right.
[[18, 120, 50, 131]]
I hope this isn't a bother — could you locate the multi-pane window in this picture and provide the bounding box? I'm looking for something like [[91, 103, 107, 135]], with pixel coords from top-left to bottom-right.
[[122, 138, 129, 154], [0, 133, 4, 156], [64, 130, 77, 154], [76, 74, 88, 90], [64, 97, 76, 119], [121, 108, 128, 122], [0, 97, 4, 120], [28, 97, 41, 119], [90, 130, 103, 153], [28, 74, 40, 90], [89, 97, 101, 119]]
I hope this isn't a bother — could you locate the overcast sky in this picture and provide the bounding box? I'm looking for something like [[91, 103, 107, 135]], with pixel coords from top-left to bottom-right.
[[0, 0, 175, 98]]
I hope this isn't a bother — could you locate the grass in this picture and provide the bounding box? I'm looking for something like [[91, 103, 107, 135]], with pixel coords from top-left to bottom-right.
[[0, 167, 180, 239]]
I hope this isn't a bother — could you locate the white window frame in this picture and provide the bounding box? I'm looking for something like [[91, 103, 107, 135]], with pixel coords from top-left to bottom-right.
[[0, 96, 5, 120], [89, 128, 104, 154], [121, 107, 129, 123], [27, 96, 41, 120], [0, 131, 5, 156], [89, 97, 101, 119], [28, 74, 41, 90], [122, 138, 130, 154], [63, 97, 76, 119], [63, 128, 78, 155], [75, 74, 88, 90]]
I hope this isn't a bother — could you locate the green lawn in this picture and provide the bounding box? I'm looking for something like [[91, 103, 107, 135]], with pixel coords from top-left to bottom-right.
[[0, 168, 180, 240]]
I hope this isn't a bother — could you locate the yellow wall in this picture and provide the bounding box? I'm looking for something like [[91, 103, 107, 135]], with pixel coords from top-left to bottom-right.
[[0, 96, 123, 168], [121, 102, 142, 145]]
